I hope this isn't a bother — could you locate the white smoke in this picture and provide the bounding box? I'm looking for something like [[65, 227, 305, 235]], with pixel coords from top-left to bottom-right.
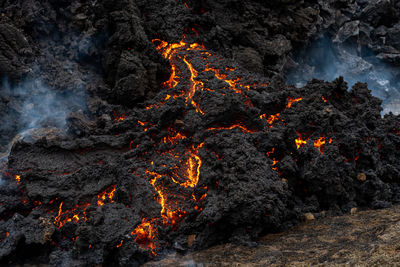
[[287, 35, 400, 115]]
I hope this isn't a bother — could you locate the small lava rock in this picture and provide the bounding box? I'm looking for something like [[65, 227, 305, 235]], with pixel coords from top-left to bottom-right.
[[304, 213, 315, 221], [357, 173, 367, 182]]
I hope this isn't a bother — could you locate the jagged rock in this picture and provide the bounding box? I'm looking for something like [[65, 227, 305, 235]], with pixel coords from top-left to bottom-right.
[[333, 20, 360, 43], [0, 0, 399, 266]]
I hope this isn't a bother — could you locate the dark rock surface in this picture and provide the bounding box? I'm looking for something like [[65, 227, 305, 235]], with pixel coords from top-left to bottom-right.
[[145, 205, 400, 266], [0, 0, 398, 266]]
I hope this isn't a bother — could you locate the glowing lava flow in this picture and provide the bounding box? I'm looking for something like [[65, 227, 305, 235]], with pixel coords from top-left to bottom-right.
[[113, 109, 127, 122], [162, 127, 187, 144], [179, 143, 204, 188], [131, 218, 158, 255], [287, 97, 303, 108], [53, 185, 116, 228], [313, 137, 333, 155], [182, 56, 205, 114], [260, 113, 281, 128], [149, 36, 268, 113], [295, 133, 333, 154], [53, 202, 91, 228], [142, 143, 204, 225], [207, 124, 258, 134], [97, 185, 116, 206], [129, 33, 305, 255], [295, 134, 309, 149], [129, 137, 205, 254]]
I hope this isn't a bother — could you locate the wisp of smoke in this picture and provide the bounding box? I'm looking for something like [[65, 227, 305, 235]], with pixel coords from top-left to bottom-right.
[[286, 35, 400, 115], [0, 76, 87, 171]]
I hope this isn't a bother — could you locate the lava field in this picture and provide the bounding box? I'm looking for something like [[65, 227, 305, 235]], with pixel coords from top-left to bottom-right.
[[0, 0, 400, 266]]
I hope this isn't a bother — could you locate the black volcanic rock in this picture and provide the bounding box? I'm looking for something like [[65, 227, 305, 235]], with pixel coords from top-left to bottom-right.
[[0, 0, 399, 266]]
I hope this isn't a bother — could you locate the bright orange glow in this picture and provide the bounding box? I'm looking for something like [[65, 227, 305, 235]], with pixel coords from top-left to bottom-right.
[[132, 34, 290, 254], [145, 170, 178, 224], [138, 121, 154, 132], [116, 240, 123, 248], [204, 65, 244, 94], [115, 115, 127, 122], [313, 137, 333, 155], [295, 133, 309, 149], [97, 185, 116, 206], [15, 175, 20, 184], [287, 97, 303, 108], [181, 143, 204, 188], [113, 110, 127, 122], [322, 96, 328, 102], [207, 124, 257, 134], [53, 185, 116, 228], [53, 202, 91, 228], [266, 148, 275, 157], [182, 56, 205, 114], [267, 113, 280, 125], [260, 113, 281, 128], [150, 36, 264, 114], [131, 218, 158, 255], [143, 142, 204, 225], [163, 64, 179, 88]]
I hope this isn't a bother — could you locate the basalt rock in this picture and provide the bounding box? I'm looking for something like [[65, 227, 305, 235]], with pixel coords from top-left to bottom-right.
[[0, 0, 399, 266]]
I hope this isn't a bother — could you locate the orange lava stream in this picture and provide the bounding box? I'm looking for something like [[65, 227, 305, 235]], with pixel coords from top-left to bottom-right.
[[53, 185, 116, 228], [129, 33, 306, 255], [162, 128, 187, 144], [131, 218, 158, 255], [295, 133, 333, 153], [113, 109, 127, 122], [97, 185, 116, 206], [116, 240, 123, 248], [182, 56, 205, 114], [295, 132, 310, 149], [144, 142, 204, 225], [207, 124, 257, 134], [53, 202, 91, 228], [15, 175, 20, 184], [313, 137, 333, 155], [204, 65, 243, 94], [150, 36, 267, 113], [287, 97, 303, 108], [181, 143, 204, 188]]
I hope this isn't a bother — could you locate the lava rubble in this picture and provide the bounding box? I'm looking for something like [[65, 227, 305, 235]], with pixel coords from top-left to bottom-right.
[[0, 0, 400, 266], [0, 33, 398, 266]]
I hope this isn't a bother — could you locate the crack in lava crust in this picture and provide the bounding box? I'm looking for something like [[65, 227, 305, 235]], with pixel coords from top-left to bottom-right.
[[3, 28, 400, 264]]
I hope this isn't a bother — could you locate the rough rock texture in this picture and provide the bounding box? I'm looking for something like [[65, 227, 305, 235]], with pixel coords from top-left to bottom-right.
[[287, 0, 400, 114], [0, 0, 398, 266], [145, 205, 400, 266]]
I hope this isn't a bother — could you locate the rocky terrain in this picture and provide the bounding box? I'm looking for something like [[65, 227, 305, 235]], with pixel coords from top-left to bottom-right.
[[146, 205, 400, 266], [0, 0, 398, 266]]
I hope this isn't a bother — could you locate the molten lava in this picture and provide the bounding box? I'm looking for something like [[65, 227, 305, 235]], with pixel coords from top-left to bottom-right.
[[15, 175, 20, 184], [313, 137, 333, 155], [131, 218, 158, 255], [53, 202, 91, 228], [295, 133, 309, 149], [97, 185, 116, 206], [53, 185, 116, 228], [207, 124, 258, 134], [287, 97, 303, 108], [295, 133, 333, 154]]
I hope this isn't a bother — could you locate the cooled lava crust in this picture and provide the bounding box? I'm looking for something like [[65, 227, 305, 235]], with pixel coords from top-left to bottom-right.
[[0, 0, 400, 266]]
